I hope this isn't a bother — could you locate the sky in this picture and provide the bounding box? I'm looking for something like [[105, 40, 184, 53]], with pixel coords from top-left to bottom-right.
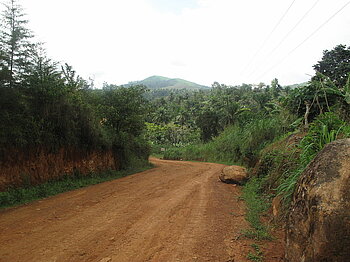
[[3, 0, 350, 87]]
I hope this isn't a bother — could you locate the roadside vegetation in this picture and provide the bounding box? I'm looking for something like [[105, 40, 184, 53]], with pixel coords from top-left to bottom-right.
[[0, 0, 150, 202], [146, 44, 350, 207], [247, 243, 264, 262], [0, 165, 152, 209], [145, 43, 350, 259]]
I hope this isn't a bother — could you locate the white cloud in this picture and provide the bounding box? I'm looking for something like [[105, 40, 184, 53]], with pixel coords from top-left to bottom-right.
[[2, 0, 350, 87]]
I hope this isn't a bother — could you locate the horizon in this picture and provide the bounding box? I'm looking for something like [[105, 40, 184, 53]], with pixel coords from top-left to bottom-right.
[[126, 74, 308, 88]]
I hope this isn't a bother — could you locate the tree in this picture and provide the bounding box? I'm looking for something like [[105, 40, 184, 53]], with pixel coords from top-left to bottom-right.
[[100, 85, 149, 136], [313, 44, 350, 87], [0, 0, 35, 87], [270, 78, 282, 98], [196, 109, 220, 142]]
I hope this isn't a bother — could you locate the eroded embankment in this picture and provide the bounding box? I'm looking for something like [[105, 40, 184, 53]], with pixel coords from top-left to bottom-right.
[[0, 147, 119, 191]]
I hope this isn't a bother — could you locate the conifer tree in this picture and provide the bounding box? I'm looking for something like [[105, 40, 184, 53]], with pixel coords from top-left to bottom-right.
[[0, 0, 35, 87]]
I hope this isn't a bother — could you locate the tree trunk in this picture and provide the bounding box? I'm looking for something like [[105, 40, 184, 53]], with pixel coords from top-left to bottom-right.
[[304, 101, 311, 130]]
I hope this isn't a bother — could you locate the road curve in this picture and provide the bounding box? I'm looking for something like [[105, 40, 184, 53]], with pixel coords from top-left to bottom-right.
[[0, 158, 282, 262]]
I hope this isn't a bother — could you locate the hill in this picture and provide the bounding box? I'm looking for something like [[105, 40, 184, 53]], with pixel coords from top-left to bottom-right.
[[284, 82, 308, 89], [126, 76, 210, 90]]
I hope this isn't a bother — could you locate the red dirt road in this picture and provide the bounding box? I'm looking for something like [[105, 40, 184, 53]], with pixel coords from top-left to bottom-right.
[[0, 158, 284, 262]]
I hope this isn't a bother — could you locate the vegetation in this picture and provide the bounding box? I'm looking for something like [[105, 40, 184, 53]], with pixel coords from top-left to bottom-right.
[[0, 0, 150, 165], [147, 43, 350, 252], [247, 243, 264, 262], [163, 115, 291, 165], [313, 44, 350, 87], [241, 177, 271, 240], [153, 44, 350, 190], [0, 0, 151, 203], [276, 112, 350, 203]]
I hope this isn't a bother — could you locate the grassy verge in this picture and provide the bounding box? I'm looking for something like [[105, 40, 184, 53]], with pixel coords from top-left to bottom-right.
[[0, 164, 153, 209], [241, 177, 271, 241], [247, 243, 264, 262], [241, 178, 272, 262]]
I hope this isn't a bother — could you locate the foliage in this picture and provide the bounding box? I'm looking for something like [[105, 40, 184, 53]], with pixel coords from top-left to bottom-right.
[[0, 0, 36, 87], [252, 112, 350, 212], [247, 243, 264, 262], [0, 1, 150, 171], [282, 45, 350, 126], [282, 77, 341, 123], [163, 114, 293, 167], [241, 177, 271, 240], [257, 138, 301, 193], [299, 112, 350, 165], [147, 82, 269, 144], [276, 112, 350, 203], [1, 2, 350, 234], [99, 85, 148, 136], [313, 44, 350, 87], [145, 122, 200, 147], [162, 147, 184, 160]]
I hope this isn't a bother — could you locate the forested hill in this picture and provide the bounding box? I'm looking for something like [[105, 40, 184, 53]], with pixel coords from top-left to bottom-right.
[[126, 76, 210, 90]]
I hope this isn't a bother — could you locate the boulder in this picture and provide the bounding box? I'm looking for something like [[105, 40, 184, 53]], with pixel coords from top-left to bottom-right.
[[285, 139, 350, 262], [219, 165, 247, 185]]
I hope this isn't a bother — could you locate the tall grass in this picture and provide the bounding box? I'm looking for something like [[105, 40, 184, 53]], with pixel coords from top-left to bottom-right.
[[276, 112, 350, 202], [242, 177, 271, 240], [164, 115, 289, 166]]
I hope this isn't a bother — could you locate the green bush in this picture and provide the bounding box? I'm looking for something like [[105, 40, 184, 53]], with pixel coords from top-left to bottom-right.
[[0, 84, 151, 170], [277, 112, 350, 203], [163, 114, 290, 166], [299, 112, 350, 165], [163, 147, 184, 160]]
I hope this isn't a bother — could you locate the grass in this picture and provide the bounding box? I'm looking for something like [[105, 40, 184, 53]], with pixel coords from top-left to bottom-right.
[[247, 243, 264, 262], [0, 164, 153, 209], [241, 177, 271, 241], [241, 178, 271, 262], [275, 112, 350, 205], [150, 153, 164, 159], [163, 116, 291, 167]]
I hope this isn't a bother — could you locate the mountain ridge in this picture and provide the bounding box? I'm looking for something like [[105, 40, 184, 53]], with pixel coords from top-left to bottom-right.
[[126, 75, 210, 90]]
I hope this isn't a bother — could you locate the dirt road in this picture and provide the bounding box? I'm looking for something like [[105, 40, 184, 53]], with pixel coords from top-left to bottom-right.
[[0, 158, 283, 262]]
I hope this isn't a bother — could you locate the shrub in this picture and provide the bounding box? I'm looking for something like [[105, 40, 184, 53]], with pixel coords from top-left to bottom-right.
[[277, 112, 350, 203], [163, 147, 184, 160], [163, 114, 291, 166]]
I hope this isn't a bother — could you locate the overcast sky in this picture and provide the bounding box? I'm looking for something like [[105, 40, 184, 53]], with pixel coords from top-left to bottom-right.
[[4, 0, 350, 87]]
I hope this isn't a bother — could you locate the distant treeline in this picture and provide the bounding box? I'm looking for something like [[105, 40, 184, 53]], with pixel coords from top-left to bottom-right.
[[146, 45, 350, 147]]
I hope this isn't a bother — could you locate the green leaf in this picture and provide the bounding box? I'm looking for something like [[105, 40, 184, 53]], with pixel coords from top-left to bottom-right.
[[344, 93, 350, 104]]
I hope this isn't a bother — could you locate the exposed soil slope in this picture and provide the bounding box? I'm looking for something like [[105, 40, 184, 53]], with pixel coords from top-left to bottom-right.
[[0, 158, 283, 262]]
